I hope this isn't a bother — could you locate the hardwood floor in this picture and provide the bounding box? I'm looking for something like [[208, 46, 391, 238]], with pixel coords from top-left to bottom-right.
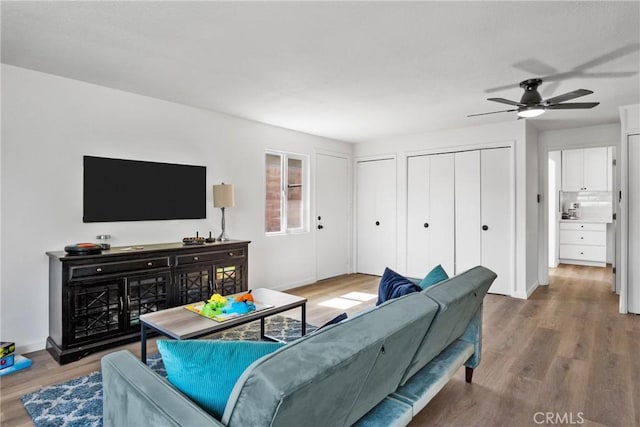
[[1, 265, 638, 426]]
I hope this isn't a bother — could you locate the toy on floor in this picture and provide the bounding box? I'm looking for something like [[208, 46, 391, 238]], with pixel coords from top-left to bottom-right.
[[0, 341, 32, 377]]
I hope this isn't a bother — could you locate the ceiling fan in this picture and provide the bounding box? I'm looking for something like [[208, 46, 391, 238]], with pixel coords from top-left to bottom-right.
[[468, 78, 599, 119]]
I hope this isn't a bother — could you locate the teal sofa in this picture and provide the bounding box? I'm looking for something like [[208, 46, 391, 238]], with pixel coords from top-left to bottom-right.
[[102, 266, 496, 427]]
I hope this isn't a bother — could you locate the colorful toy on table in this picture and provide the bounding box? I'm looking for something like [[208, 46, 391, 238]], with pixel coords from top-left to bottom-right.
[[201, 291, 256, 317]]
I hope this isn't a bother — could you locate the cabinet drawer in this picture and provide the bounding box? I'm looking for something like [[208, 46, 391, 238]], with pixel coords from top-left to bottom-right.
[[559, 230, 606, 246], [559, 244, 606, 262], [176, 248, 245, 266], [559, 222, 606, 232], [70, 257, 170, 280]]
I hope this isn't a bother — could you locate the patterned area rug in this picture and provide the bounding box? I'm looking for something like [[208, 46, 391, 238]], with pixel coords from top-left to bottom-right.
[[21, 316, 315, 427]]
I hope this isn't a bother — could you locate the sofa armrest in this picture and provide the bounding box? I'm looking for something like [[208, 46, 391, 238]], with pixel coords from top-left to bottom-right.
[[102, 350, 223, 427], [458, 305, 483, 369]]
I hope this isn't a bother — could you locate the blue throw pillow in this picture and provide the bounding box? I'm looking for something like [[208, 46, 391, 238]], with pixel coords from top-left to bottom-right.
[[419, 264, 449, 289], [377, 267, 421, 305], [318, 312, 348, 329], [157, 340, 284, 419]]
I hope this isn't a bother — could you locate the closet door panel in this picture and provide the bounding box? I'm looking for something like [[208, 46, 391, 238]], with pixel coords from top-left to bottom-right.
[[356, 159, 396, 276], [481, 148, 513, 295], [407, 156, 431, 278], [455, 150, 481, 274], [428, 153, 455, 276]]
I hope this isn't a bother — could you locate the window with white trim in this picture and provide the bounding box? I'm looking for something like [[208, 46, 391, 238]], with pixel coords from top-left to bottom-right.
[[265, 151, 308, 234]]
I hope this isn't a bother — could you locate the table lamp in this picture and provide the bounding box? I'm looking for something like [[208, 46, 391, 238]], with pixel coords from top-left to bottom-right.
[[213, 183, 234, 241]]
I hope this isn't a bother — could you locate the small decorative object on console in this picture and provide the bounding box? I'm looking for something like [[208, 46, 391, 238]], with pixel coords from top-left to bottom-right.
[[183, 231, 205, 245], [95, 234, 112, 249], [64, 243, 103, 255]]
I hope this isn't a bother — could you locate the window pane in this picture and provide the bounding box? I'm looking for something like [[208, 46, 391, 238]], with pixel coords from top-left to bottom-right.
[[265, 154, 282, 233], [287, 158, 303, 229]]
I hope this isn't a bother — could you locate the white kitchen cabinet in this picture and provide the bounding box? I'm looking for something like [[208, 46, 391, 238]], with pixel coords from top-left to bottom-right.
[[406, 153, 455, 278], [559, 221, 607, 266], [561, 147, 608, 191], [356, 158, 397, 276], [407, 147, 513, 295]]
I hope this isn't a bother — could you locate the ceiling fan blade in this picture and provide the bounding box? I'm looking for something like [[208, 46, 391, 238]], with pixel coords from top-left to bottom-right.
[[468, 109, 517, 117], [487, 97, 523, 106], [546, 102, 600, 110], [573, 42, 640, 71], [544, 89, 593, 105], [485, 83, 520, 93]]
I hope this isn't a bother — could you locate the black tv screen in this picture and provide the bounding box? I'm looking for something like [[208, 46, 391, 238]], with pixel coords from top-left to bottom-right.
[[83, 156, 206, 222]]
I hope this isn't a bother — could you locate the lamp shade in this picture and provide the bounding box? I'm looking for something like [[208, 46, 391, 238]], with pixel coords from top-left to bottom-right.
[[213, 183, 234, 208]]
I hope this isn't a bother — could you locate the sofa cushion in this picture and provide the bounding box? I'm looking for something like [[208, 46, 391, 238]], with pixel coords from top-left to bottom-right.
[[157, 340, 284, 419], [377, 267, 421, 305], [419, 264, 449, 289], [400, 265, 497, 384], [222, 293, 439, 427]]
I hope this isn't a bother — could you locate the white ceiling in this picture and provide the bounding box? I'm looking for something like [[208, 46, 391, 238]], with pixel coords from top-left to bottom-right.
[[2, 1, 639, 143]]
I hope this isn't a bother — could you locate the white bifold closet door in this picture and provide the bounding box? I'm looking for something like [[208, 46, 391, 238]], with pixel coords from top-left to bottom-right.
[[478, 148, 513, 295], [455, 148, 512, 295], [408, 147, 513, 295], [356, 158, 397, 276], [454, 150, 482, 274], [406, 153, 455, 278]]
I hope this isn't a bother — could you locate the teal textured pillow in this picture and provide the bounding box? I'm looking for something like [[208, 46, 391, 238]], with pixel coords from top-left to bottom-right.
[[419, 264, 449, 289], [157, 340, 284, 419]]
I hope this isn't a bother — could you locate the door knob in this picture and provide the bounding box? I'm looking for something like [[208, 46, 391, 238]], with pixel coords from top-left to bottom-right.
[[423, 223, 429, 228], [318, 225, 324, 230], [482, 225, 489, 231], [375, 221, 380, 226]]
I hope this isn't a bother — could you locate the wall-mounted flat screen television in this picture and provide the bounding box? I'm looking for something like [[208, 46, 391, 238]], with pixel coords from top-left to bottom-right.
[[83, 156, 206, 222]]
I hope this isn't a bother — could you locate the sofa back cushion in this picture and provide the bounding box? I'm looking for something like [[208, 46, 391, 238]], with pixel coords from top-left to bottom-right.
[[400, 265, 497, 384], [221, 293, 439, 427]]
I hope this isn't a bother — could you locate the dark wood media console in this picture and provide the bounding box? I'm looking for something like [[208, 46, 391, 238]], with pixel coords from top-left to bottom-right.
[[46, 240, 250, 364]]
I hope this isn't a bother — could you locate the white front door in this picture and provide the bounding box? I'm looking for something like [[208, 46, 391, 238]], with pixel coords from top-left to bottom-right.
[[316, 153, 350, 280]]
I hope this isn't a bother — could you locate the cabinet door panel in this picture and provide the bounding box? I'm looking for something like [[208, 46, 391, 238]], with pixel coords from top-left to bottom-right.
[[126, 271, 170, 332], [562, 149, 583, 191], [175, 267, 213, 304], [583, 147, 608, 191], [481, 148, 513, 295], [69, 279, 123, 344], [455, 150, 481, 274]]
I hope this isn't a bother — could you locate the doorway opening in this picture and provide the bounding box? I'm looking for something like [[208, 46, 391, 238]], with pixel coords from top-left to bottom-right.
[[547, 147, 617, 297]]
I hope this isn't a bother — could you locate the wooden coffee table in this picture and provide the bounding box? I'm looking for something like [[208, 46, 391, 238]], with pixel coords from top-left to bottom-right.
[[139, 288, 307, 363]]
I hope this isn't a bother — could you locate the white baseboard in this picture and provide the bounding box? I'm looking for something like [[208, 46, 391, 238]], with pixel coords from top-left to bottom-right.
[[513, 281, 540, 299]]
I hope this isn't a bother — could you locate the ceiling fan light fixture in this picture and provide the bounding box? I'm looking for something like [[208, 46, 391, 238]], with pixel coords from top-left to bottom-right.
[[517, 107, 546, 118]]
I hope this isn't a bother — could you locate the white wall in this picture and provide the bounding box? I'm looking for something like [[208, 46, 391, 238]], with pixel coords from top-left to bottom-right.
[[537, 123, 620, 286], [1, 65, 352, 353], [526, 122, 540, 296], [548, 151, 562, 268], [354, 119, 534, 299]]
